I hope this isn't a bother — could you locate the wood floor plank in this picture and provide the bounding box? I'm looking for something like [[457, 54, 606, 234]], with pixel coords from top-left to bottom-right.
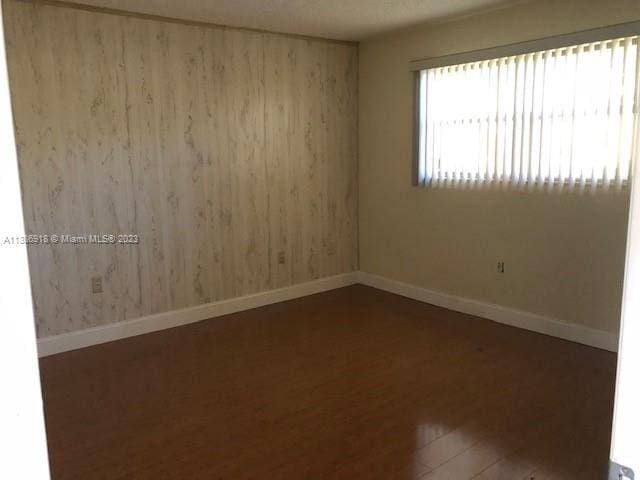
[[38, 285, 617, 479]]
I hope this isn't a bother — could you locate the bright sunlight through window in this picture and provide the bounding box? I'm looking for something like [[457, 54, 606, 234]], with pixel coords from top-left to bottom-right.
[[416, 36, 640, 192]]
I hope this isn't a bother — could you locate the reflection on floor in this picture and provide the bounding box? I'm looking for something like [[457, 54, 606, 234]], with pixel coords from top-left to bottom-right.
[[39, 285, 616, 479]]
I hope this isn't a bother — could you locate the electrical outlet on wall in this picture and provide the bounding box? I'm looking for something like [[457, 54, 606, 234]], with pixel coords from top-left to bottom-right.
[[497, 261, 505, 274], [91, 276, 103, 294]]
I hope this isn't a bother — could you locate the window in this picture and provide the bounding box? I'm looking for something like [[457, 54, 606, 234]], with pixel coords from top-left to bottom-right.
[[415, 33, 640, 192]]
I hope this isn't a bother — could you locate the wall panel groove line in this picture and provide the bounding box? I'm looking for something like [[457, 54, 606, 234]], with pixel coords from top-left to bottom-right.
[[4, 0, 359, 337]]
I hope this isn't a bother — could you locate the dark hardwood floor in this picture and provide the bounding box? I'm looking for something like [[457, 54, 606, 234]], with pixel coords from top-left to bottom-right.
[[39, 285, 617, 479]]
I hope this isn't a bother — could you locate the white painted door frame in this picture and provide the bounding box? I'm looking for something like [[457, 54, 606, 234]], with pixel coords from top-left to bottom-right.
[[0, 1, 51, 478], [609, 111, 640, 479], [610, 188, 640, 476]]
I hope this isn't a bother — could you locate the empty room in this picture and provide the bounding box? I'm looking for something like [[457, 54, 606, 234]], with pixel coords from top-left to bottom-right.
[[2, 0, 640, 479]]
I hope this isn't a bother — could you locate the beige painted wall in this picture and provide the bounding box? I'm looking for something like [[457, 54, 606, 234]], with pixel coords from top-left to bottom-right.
[[4, 0, 358, 337], [359, 0, 640, 334]]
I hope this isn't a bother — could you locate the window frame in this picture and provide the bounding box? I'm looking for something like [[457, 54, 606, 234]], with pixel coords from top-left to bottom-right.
[[411, 21, 640, 188]]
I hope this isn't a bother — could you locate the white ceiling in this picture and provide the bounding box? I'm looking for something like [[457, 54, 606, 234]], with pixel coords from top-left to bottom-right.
[[70, 0, 528, 41]]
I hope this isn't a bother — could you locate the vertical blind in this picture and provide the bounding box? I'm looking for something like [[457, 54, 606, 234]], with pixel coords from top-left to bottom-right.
[[416, 35, 640, 192]]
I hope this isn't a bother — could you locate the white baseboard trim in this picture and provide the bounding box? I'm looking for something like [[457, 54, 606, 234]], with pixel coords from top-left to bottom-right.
[[37, 272, 359, 357], [357, 271, 619, 352], [38, 270, 618, 357]]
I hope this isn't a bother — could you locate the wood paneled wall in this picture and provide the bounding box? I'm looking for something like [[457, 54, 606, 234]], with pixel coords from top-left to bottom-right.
[[3, 0, 358, 337]]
